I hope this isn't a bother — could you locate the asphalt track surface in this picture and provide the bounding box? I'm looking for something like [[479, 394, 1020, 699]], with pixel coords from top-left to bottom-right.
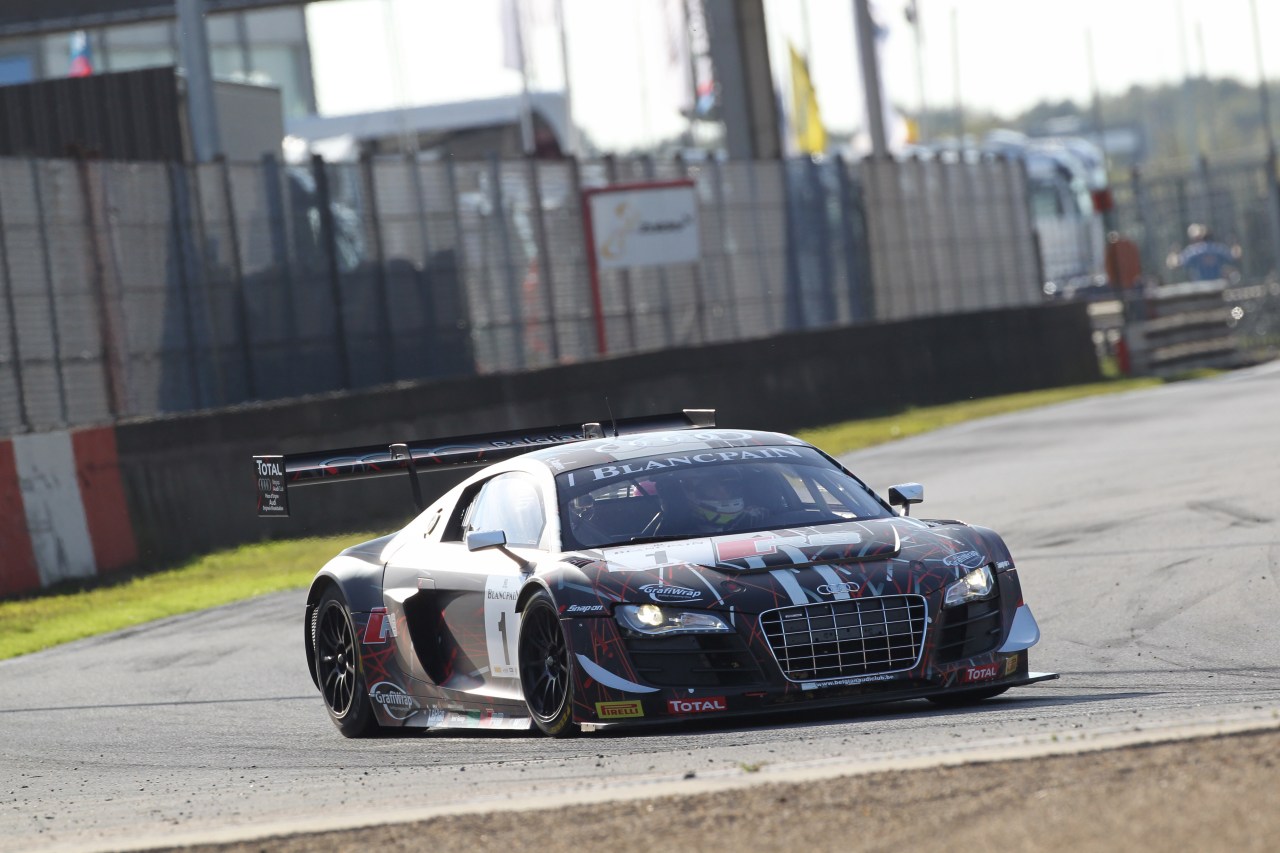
[[3, 362, 1278, 852]]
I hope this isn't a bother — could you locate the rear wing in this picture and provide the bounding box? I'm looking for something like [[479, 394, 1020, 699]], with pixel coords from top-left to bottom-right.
[[253, 408, 715, 517]]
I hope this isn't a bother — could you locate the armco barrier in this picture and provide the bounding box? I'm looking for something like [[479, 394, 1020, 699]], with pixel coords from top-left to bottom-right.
[[0, 302, 1098, 597], [1130, 280, 1244, 376]]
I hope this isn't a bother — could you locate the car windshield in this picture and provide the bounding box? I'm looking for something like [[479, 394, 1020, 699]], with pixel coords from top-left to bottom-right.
[[555, 445, 892, 550]]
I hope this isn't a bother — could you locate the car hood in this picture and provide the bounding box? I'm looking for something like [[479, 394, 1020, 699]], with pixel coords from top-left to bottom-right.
[[584, 517, 1011, 601]]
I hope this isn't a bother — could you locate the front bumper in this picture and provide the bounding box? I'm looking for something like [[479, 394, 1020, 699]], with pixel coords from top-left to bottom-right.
[[565, 602, 1054, 726]]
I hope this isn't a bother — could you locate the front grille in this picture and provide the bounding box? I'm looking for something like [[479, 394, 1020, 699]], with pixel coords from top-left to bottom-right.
[[624, 633, 766, 688], [760, 595, 927, 682]]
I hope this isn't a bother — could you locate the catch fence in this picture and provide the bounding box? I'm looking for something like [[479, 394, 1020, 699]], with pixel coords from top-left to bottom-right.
[[0, 152, 1043, 436]]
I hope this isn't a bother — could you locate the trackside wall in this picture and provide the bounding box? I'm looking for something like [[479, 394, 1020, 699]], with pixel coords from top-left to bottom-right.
[[0, 302, 1097, 596]]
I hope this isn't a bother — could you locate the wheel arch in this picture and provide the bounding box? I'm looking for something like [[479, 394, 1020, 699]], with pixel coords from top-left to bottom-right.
[[303, 557, 386, 689], [516, 577, 554, 614]]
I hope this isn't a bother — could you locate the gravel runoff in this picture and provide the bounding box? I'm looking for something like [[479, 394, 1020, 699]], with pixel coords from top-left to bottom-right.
[[153, 726, 1280, 853]]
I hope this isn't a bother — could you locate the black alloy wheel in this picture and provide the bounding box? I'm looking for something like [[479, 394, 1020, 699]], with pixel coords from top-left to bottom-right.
[[518, 590, 579, 737], [312, 588, 378, 738]]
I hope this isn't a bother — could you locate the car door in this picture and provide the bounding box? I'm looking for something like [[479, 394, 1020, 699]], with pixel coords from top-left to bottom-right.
[[383, 470, 550, 699]]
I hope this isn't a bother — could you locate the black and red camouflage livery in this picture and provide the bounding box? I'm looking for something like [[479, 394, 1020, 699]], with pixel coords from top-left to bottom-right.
[[256, 410, 1055, 737]]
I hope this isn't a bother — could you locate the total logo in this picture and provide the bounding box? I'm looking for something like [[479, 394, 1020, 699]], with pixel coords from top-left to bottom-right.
[[667, 697, 727, 714], [961, 663, 1000, 683]]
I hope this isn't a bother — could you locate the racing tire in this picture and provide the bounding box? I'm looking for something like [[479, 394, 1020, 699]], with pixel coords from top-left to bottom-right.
[[312, 588, 379, 738], [926, 685, 1010, 707], [518, 590, 579, 738]]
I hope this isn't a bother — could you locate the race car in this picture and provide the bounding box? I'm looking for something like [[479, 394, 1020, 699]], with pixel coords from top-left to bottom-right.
[[254, 409, 1055, 738]]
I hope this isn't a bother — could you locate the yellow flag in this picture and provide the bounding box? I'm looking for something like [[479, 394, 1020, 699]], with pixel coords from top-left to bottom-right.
[[789, 43, 827, 154]]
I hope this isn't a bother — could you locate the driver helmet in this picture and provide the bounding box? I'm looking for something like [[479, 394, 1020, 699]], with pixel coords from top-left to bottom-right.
[[688, 472, 745, 525]]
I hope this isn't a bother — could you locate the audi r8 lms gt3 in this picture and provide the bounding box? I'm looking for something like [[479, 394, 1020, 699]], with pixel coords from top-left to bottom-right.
[[253, 410, 1055, 737]]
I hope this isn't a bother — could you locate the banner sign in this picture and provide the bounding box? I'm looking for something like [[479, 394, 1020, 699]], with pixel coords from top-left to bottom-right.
[[585, 180, 701, 271]]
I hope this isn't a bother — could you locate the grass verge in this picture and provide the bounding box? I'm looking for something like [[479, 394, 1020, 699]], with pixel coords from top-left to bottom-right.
[[0, 534, 368, 660], [0, 374, 1178, 660]]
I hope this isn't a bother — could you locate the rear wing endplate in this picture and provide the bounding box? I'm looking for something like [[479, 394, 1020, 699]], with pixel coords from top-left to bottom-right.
[[253, 408, 715, 518]]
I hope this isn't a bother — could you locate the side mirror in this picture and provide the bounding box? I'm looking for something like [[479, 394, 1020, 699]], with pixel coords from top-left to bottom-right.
[[465, 529, 532, 572], [887, 483, 924, 516]]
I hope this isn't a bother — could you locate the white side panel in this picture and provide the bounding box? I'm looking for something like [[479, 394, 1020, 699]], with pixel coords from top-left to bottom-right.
[[13, 432, 96, 586]]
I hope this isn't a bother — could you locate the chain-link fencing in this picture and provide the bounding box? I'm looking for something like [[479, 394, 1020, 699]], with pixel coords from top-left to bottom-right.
[[0, 150, 1091, 436]]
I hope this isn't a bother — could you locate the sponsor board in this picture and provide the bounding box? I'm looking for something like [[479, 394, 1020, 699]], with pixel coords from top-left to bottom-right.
[[667, 697, 727, 714], [253, 455, 289, 517], [961, 663, 1000, 683], [595, 700, 645, 719]]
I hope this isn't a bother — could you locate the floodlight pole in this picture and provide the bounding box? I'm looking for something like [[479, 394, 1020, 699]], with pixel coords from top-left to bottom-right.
[[176, 0, 222, 162], [852, 0, 887, 158]]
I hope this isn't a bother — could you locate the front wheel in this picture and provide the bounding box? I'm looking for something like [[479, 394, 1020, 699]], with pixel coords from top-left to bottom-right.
[[312, 588, 378, 738], [518, 590, 579, 737]]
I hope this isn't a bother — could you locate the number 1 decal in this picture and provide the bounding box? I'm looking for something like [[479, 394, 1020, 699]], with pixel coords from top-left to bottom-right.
[[484, 575, 520, 678]]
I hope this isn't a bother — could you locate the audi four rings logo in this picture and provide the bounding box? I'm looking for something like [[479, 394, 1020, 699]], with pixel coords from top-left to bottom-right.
[[817, 581, 860, 595]]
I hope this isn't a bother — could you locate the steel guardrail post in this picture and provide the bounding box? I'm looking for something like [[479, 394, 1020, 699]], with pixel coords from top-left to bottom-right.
[[310, 152, 351, 390]]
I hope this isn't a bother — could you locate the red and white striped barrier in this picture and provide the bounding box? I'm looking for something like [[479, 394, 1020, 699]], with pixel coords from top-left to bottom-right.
[[0, 427, 137, 597]]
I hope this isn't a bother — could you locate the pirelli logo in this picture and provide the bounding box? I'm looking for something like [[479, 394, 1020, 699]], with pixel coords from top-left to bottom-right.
[[595, 701, 644, 719]]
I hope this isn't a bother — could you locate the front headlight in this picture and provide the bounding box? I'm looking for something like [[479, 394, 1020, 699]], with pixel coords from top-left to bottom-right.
[[943, 565, 996, 608], [615, 604, 732, 636]]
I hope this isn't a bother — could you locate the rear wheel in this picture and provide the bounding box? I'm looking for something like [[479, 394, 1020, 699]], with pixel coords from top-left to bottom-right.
[[312, 588, 378, 738], [518, 590, 579, 737], [926, 685, 1010, 707]]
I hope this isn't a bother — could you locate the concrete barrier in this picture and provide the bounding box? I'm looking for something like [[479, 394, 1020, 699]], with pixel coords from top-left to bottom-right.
[[1, 301, 1098, 597], [0, 428, 137, 597]]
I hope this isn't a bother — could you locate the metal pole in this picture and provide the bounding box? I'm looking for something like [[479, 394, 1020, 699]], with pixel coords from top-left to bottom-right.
[[187, 163, 229, 405], [951, 7, 963, 145], [29, 160, 69, 425], [75, 157, 124, 419], [442, 155, 473, 366], [260, 152, 300, 391], [642, 155, 676, 346], [489, 154, 525, 369], [0, 178, 29, 432], [676, 153, 710, 343], [359, 152, 395, 383], [1249, 0, 1277, 156], [852, 0, 887, 158], [908, 0, 927, 143], [176, 0, 222, 162], [708, 156, 742, 337], [603, 155, 636, 351], [525, 157, 562, 362], [311, 154, 352, 389], [217, 156, 256, 400], [166, 162, 205, 408], [1266, 149, 1280, 281]]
